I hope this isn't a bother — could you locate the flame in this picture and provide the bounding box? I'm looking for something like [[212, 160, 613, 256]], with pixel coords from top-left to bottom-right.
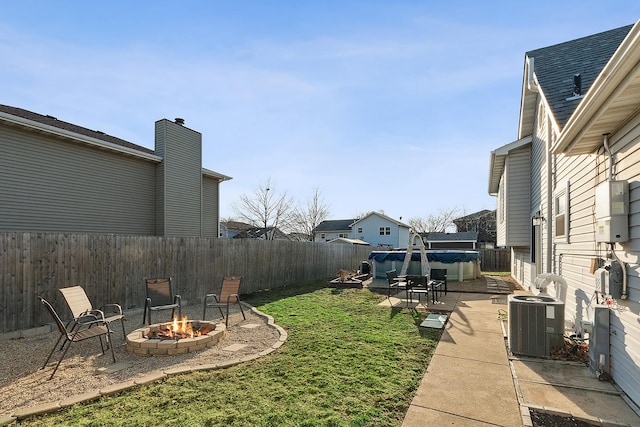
[[165, 316, 201, 339]]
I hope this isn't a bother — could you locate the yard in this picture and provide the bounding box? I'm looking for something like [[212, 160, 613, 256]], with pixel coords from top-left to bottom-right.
[[17, 280, 441, 426]]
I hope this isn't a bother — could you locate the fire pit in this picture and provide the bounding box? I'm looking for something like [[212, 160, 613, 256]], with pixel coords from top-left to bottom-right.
[[126, 317, 226, 356]]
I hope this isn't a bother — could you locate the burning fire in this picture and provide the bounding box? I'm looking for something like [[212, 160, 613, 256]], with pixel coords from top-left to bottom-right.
[[169, 316, 199, 339], [146, 316, 209, 340]]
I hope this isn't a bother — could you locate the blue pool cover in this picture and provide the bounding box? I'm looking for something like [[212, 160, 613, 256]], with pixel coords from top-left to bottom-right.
[[368, 250, 480, 264]]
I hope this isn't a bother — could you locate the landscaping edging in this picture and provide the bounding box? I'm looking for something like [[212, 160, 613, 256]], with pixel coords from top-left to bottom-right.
[[1, 305, 287, 424]]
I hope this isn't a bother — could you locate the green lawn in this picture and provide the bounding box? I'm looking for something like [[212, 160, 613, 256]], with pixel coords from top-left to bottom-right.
[[22, 280, 441, 426]]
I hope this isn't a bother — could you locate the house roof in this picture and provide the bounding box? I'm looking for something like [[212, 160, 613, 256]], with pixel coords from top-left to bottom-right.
[[425, 232, 478, 242], [553, 21, 640, 154], [313, 219, 356, 233], [0, 104, 233, 181], [488, 136, 532, 195], [519, 25, 633, 140], [326, 237, 370, 246], [0, 104, 155, 155], [352, 211, 410, 228], [453, 209, 495, 223]]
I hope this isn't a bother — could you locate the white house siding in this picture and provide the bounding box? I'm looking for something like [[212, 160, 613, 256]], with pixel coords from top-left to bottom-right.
[[0, 125, 157, 234], [548, 114, 640, 406], [497, 176, 507, 247], [353, 214, 409, 248]]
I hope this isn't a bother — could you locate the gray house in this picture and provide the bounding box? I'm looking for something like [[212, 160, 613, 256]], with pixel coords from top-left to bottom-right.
[[488, 22, 640, 406], [0, 105, 230, 237]]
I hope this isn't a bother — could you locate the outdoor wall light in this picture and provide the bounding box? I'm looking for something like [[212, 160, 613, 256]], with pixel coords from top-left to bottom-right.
[[532, 211, 545, 226]]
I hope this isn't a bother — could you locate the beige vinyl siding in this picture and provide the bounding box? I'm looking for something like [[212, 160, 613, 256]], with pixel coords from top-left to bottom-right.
[[504, 147, 531, 246], [202, 177, 219, 238], [0, 125, 156, 234], [155, 120, 202, 237], [552, 113, 640, 405]]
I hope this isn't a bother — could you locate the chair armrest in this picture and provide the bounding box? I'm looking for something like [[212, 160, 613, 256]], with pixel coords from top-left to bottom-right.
[[226, 293, 240, 303], [80, 309, 106, 323], [100, 303, 123, 315], [204, 293, 220, 302], [174, 294, 182, 305]]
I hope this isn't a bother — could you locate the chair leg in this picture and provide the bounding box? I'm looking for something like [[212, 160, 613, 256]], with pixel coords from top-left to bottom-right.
[[238, 301, 246, 320], [120, 318, 127, 342], [43, 333, 66, 369], [49, 338, 74, 380]]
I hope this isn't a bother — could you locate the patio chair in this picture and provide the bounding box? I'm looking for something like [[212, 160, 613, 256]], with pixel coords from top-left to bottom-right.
[[386, 269, 407, 299], [143, 278, 181, 325], [407, 275, 431, 307], [430, 268, 447, 298], [39, 296, 116, 380], [59, 286, 126, 342], [203, 276, 246, 327]]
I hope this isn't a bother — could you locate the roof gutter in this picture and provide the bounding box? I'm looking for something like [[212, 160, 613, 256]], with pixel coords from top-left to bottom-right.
[[552, 20, 640, 154]]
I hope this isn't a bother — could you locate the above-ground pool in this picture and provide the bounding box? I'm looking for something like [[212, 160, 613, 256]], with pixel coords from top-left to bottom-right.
[[368, 250, 481, 281]]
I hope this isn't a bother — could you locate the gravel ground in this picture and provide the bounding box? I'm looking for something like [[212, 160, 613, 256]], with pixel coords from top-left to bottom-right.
[[0, 303, 283, 417]]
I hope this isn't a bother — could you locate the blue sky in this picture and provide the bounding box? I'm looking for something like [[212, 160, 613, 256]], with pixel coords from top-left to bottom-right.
[[2, 2, 639, 223]]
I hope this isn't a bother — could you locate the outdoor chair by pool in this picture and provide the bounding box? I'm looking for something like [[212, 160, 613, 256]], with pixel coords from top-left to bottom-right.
[[430, 268, 447, 297], [143, 278, 181, 325], [39, 296, 116, 380], [386, 269, 408, 299], [203, 276, 246, 327], [59, 286, 126, 342], [406, 275, 430, 308]]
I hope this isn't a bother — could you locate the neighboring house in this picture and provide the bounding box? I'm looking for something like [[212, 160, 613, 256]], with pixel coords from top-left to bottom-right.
[[351, 212, 410, 248], [313, 219, 356, 242], [220, 221, 252, 239], [452, 210, 496, 248], [488, 23, 640, 405], [423, 232, 478, 249], [0, 105, 230, 237], [313, 212, 410, 248], [220, 221, 289, 240]]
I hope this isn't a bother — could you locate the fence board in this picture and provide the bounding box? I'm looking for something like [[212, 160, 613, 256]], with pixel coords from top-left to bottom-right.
[[0, 233, 372, 333]]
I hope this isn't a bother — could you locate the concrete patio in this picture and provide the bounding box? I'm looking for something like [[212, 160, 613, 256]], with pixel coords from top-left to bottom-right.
[[374, 276, 640, 426]]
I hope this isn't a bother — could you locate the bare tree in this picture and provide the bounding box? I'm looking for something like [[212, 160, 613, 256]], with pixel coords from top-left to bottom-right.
[[232, 179, 295, 239], [408, 207, 465, 233], [290, 188, 331, 240]]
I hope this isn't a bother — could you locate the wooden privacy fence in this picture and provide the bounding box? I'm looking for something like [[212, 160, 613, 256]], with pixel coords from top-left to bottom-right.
[[0, 233, 372, 334], [478, 248, 510, 272]]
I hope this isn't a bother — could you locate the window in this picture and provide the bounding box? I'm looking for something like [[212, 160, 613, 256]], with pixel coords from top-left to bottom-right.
[[379, 227, 390, 236], [554, 181, 569, 242], [357, 227, 363, 234], [338, 233, 347, 238], [320, 233, 325, 240]]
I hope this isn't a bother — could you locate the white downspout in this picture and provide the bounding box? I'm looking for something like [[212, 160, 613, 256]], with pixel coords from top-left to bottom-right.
[[546, 125, 553, 273]]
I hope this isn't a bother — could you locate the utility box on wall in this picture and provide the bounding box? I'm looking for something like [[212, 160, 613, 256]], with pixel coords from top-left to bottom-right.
[[595, 180, 629, 243]]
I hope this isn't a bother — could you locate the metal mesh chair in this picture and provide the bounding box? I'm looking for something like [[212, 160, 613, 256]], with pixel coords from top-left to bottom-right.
[[143, 278, 181, 325], [386, 269, 407, 299], [203, 276, 246, 327], [59, 286, 126, 342], [39, 296, 116, 380]]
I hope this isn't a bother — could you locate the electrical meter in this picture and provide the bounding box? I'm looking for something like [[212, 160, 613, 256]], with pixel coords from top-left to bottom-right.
[[595, 180, 629, 243]]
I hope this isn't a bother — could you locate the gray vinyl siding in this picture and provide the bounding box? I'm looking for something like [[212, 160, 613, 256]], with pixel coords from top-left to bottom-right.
[[155, 120, 202, 237], [505, 147, 531, 246], [202, 177, 219, 238], [0, 125, 156, 234], [497, 176, 507, 247]]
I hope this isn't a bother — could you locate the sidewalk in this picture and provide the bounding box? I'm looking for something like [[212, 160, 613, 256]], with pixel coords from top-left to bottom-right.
[[374, 277, 640, 426], [401, 291, 523, 426]]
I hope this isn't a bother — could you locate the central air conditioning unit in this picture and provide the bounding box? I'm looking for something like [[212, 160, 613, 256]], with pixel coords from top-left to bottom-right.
[[508, 295, 565, 358]]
